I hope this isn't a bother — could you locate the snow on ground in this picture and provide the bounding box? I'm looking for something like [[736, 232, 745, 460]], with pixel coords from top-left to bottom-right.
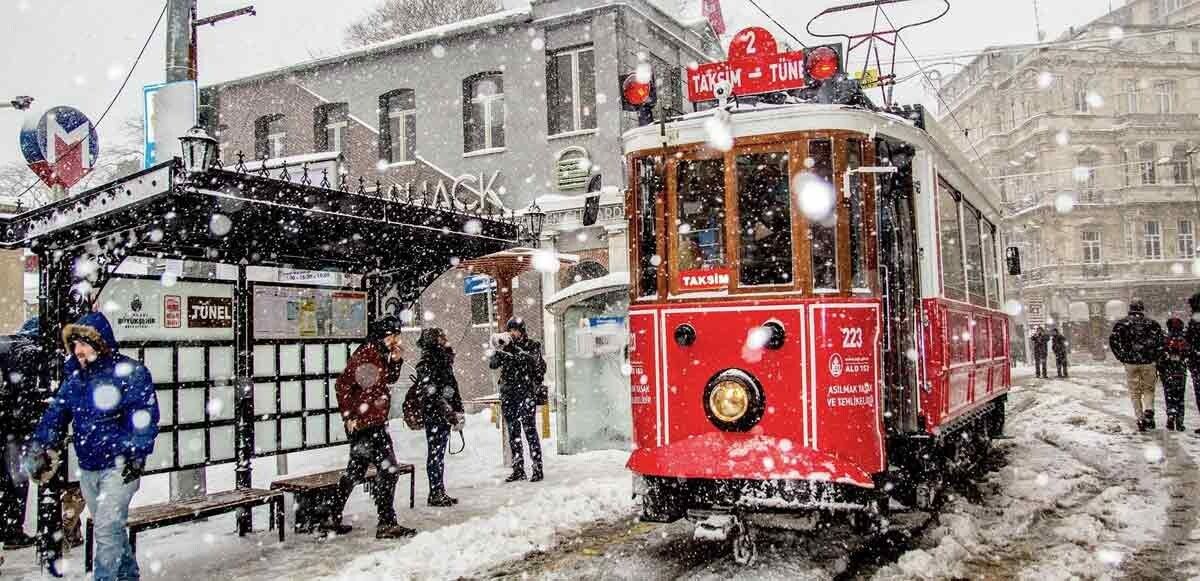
[[2, 409, 635, 580]]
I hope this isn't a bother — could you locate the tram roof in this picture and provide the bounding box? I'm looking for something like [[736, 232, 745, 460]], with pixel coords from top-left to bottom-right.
[[0, 161, 520, 274], [622, 103, 1002, 221]]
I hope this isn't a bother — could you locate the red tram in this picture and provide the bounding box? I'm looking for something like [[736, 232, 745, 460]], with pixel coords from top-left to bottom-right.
[[622, 28, 1010, 562]]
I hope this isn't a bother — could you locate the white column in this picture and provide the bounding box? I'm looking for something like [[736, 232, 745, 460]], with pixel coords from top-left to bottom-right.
[[605, 223, 629, 274], [539, 231, 561, 393]]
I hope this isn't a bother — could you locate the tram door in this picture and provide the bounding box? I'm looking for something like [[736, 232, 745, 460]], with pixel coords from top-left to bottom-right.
[[875, 141, 921, 434]]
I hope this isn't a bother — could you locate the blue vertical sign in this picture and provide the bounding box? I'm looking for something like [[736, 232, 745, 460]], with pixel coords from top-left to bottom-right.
[[464, 275, 498, 295]]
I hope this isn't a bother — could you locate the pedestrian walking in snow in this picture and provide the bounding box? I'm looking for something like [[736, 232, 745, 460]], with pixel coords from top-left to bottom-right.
[[1051, 328, 1069, 378], [325, 315, 416, 540], [1159, 317, 1190, 431], [413, 327, 464, 507], [1109, 300, 1166, 432], [1184, 292, 1200, 433], [489, 317, 546, 483], [1031, 326, 1049, 378], [24, 312, 159, 581], [0, 318, 46, 553]]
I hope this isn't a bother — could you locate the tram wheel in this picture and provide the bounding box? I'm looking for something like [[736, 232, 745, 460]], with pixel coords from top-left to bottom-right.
[[731, 522, 757, 566]]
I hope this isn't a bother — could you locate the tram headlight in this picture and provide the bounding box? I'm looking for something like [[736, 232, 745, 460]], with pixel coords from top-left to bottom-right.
[[703, 370, 766, 432]]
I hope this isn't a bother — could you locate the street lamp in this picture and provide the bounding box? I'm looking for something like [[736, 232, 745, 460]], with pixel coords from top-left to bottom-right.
[[521, 201, 545, 244], [1, 96, 34, 110], [179, 126, 218, 174]]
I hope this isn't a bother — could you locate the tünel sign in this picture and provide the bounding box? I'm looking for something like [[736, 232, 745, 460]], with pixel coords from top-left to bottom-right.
[[188, 296, 233, 328]]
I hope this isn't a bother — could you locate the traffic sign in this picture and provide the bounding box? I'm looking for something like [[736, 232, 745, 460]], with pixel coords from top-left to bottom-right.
[[464, 274, 497, 295], [687, 28, 809, 102], [19, 106, 99, 190]]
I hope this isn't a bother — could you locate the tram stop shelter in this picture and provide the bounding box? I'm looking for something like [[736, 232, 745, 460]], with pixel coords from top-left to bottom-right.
[[0, 143, 521, 562]]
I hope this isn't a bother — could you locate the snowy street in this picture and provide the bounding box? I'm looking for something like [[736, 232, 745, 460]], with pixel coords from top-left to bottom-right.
[[8, 364, 1200, 580]]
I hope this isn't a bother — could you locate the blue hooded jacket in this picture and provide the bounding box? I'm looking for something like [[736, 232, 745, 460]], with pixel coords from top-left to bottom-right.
[[32, 312, 160, 471]]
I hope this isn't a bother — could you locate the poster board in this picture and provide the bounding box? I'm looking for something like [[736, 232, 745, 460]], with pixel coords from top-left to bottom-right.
[[252, 284, 366, 339], [97, 277, 234, 341]]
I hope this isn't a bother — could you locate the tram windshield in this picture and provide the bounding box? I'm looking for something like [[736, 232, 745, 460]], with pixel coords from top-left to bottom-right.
[[631, 134, 879, 299]]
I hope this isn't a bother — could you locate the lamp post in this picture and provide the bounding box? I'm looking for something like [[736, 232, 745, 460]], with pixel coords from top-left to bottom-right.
[[179, 126, 218, 174], [522, 201, 546, 245]]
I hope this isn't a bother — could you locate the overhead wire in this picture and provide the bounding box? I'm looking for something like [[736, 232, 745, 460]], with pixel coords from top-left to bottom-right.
[[744, 0, 808, 49], [876, 5, 989, 168], [12, 0, 168, 204]]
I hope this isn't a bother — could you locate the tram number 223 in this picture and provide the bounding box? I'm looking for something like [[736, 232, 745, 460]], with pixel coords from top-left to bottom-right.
[[841, 327, 865, 349]]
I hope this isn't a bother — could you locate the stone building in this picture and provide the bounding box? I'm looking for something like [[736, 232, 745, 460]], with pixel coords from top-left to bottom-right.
[[204, 0, 720, 398], [938, 0, 1200, 361]]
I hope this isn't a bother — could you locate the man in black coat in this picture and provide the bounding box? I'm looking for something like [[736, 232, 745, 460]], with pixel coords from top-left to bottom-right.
[[1050, 328, 1069, 378], [1031, 326, 1049, 378], [0, 317, 46, 549], [1110, 300, 1166, 431], [488, 318, 546, 483], [1185, 292, 1200, 433]]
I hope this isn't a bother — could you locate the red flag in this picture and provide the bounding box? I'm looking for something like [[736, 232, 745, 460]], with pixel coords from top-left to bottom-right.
[[703, 0, 726, 34]]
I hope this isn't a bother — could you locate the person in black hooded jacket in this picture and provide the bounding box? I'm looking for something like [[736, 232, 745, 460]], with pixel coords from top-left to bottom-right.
[[1160, 317, 1190, 431], [1186, 292, 1200, 433], [488, 317, 546, 483], [1110, 300, 1166, 431], [0, 318, 46, 549], [414, 328, 464, 507]]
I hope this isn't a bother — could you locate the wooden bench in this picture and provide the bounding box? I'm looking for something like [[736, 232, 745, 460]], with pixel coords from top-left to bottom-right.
[[270, 464, 415, 533], [85, 488, 284, 572]]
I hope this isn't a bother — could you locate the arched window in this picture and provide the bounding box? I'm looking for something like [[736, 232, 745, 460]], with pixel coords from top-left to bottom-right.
[[379, 89, 416, 164], [314, 103, 348, 153], [254, 113, 285, 159], [463, 72, 505, 153]]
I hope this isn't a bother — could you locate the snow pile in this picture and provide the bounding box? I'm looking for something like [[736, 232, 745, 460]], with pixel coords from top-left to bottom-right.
[[321, 461, 633, 580]]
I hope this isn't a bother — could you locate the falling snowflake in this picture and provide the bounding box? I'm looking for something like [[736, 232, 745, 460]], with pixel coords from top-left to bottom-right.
[[531, 37, 545, 50], [93, 384, 121, 411], [1054, 193, 1076, 214], [1143, 444, 1164, 463], [649, 254, 662, 266], [115, 361, 134, 377], [210, 214, 233, 237], [1097, 548, 1124, 566], [431, 44, 446, 58], [161, 272, 178, 288], [794, 173, 836, 222], [635, 62, 652, 84], [1003, 299, 1024, 317], [533, 249, 562, 273], [464, 219, 483, 235], [703, 116, 732, 151], [132, 410, 153, 430], [1086, 92, 1104, 109], [1037, 71, 1054, 89], [1056, 129, 1071, 146], [1108, 26, 1124, 41]]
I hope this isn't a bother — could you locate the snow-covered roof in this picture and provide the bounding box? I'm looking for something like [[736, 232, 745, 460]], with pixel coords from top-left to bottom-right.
[[544, 271, 630, 314], [535, 188, 623, 213], [211, 8, 534, 91]]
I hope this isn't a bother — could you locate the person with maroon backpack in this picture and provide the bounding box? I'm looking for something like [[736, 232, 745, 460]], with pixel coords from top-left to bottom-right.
[[323, 315, 416, 540], [1160, 317, 1190, 431]]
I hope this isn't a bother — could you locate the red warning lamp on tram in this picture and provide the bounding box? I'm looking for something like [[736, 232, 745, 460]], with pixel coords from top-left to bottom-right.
[[805, 45, 841, 82], [621, 73, 656, 110]]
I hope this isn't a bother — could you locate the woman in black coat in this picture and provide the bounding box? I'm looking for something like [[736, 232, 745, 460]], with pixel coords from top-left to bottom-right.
[[414, 328, 464, 507]]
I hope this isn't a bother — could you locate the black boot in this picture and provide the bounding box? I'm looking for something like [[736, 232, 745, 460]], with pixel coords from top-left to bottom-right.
[[1145, 410, 1156, 430], [1167, 416, 1177, 431], [504, 470, 527, 483], [376, 523, 418, 539], [530, 466, 544, 482], [318, 518, 353, 537], [427, 491, 459, 507], [2, 532, 36, 549]]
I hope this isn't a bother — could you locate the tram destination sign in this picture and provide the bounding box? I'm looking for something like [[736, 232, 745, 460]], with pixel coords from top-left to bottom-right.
[[687, 27, 808, 101]]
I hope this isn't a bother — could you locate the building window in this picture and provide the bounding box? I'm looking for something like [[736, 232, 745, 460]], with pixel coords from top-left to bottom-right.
[[1180, 220, 1196, 258], [1145, 220, 1164, 259], [1155, 80, 1176, 114], [1120, 80, 1139, 114], [547, 45, 596, 135], [1172, 143, 1191, 184], [1192, 39, 1199, 53], [1073, 79, 1090, 113], [1076, 152, 1098, 190], [463, 72, 505, 153], [379, 89, 416, 164], [254, 114, 286, 159], [1082, 231, 1102, 264], [314, 103, 348, 153], [1139, 142, 1158, 185]]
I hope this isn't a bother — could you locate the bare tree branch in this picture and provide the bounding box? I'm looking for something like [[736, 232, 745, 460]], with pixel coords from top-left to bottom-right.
[[344, 0, 503, 48]]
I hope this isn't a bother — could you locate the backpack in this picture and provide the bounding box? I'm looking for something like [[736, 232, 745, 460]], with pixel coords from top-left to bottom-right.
[[401, 376, 424, 430]]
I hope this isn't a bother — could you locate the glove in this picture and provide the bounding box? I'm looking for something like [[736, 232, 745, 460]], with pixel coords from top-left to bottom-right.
[[22, 445, 59, 484], [122, 459, 145, 484], [452, 412, 466, 432]]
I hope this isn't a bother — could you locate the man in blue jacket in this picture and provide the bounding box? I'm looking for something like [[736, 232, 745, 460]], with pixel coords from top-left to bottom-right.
[[25, 312, 159, 581]]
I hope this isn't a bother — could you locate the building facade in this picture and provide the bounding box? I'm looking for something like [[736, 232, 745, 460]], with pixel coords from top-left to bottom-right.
[[938, 0, 1200, 361], [204, 0, 719, 399]]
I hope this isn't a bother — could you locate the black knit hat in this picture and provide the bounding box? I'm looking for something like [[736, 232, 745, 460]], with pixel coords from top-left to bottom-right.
[[1129, 300, 1146, 314], [505, 317, 526, 335], [367, 315, 404, 341], [417, 327, 445, 350]]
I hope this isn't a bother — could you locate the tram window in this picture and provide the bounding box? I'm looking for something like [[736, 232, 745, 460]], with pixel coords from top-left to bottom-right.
[[808, 139, 838, 292], [937, 178, 967, 301], [963, 203, 986, 306], [637, 156, 664, 298], [676, 158, 727, 274], [982, 220, 1000, 308], [846, 139, 869, 291], [974, 317, 991, 360], [948, 312, 971, 364], [736, 152, 793, 286]]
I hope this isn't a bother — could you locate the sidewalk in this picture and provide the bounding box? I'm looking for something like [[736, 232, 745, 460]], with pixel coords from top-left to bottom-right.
[[2, 410, 634, 580]]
